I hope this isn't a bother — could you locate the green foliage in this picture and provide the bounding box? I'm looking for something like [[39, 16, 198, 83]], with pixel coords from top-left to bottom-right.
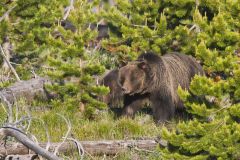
[[148, 0, 240, 159], [0, 0, 109, 117], [100, 1, 240, 159]]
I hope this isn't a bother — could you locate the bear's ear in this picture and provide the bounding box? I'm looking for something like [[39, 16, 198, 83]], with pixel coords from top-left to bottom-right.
[[118, 60, 128, 67], [137, 61, 148, 70]]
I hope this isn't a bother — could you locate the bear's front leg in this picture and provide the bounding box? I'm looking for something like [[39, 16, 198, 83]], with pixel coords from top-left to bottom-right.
[[122, 94, 149, 117], [151, 97, 175, 124]]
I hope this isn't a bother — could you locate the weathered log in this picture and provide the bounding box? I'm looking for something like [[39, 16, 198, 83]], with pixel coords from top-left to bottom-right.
[[0, 139, 162, 156], [0, 77, 51, 105]]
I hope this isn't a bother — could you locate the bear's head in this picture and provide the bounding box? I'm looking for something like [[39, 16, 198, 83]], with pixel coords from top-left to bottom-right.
[[99, 69, 123, 107], [118, 60, 150, 95]]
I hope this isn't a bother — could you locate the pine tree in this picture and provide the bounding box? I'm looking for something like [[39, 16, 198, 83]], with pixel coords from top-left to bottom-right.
[[100, 0, 240, 159], [0, 0, 109, 118], [100, 0, 205, 61], [158, 1, 240, 159]]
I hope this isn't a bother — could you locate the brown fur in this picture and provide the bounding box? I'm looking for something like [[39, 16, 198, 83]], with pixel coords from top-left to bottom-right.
[[100, 69, 149, 116], [118, 52, 204, 123], [100, 69, 123, 107]]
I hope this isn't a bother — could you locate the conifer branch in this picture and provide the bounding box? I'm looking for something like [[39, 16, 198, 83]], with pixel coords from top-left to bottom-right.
[[0, 44, 21, 81]]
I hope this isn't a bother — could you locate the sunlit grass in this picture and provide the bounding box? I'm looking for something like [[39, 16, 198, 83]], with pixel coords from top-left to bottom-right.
[[0, 100, 168, 142], [0, 100, 166, 159], [29, 108, 161, 142]]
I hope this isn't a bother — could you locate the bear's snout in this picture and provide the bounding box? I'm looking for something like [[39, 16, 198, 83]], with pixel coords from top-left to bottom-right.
[[121, 86, 131, 94]]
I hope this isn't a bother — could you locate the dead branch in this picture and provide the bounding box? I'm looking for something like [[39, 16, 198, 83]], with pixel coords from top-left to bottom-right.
[[189, 24, 201, 33], [14, 117, 51, 152], [1, 37, 12, 73], [63, 0, 74, 20], [66, 137, 84, 160], [0, 5, 16, 22], [0, 127, 60, 160], [0, 44, 20, 81], [0, 90, 13, 124], [54, 114, 72, 155]]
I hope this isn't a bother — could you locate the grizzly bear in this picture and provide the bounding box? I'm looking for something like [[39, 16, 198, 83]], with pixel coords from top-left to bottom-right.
[[118, 52, 204, 123], [100, 69, 149, 116]]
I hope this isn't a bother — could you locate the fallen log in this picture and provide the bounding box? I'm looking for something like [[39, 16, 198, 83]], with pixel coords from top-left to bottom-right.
[[0, 139, 162, 156], [0, 77, 51, 105]]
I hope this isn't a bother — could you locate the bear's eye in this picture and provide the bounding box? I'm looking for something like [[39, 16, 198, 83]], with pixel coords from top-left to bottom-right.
[[131, 71, 141, 80]]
